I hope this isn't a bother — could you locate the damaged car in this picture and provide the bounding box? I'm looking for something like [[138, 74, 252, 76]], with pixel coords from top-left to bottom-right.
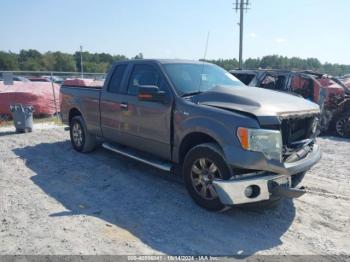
[[231, 69, 350, 137], [61, 59, 321, 211]]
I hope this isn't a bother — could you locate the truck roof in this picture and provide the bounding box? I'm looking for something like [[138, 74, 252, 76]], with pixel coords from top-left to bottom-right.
[[115, 59, 210, 65]]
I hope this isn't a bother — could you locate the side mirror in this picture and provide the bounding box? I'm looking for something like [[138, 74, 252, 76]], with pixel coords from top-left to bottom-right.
[[138, 85, 166, 103]]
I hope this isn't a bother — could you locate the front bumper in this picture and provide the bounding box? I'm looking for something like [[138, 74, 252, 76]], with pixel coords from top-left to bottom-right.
[[213, 172, 304, 205], [214, 144, 321, 205]]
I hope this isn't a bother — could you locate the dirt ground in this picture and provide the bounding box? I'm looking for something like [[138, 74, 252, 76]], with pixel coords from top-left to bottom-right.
[[0, 124, 349, 256]]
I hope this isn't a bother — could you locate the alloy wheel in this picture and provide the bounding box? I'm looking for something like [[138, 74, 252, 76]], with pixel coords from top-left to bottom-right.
[[72, 122, 83, 147], [190, 158, 222, 200]]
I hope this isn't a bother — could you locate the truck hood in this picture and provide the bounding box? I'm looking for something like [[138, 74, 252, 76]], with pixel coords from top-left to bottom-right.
[[194, 86, 320, 126]]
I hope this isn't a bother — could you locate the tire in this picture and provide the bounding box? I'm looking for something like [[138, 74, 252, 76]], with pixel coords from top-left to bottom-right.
[[70, 115, 96, 153], [334, 113, 350, 137], [183, 143, 232, 212]]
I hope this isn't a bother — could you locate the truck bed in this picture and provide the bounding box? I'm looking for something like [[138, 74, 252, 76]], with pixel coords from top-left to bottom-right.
[[60, 85, 102, 136]]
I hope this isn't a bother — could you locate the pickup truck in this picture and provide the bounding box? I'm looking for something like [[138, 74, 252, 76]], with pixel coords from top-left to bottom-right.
[[60, 59, 321, 212]]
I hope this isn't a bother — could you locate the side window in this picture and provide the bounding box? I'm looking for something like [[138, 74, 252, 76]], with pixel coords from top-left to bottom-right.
[[233, 73, 255, 85], [260, 75, 276, 89], [127, 64, 162, 96], [107, 65, 127, 93], [275, 75, 286, 90]]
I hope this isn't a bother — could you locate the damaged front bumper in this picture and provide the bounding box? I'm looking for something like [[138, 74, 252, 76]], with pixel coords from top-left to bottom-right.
[[224, 144, 321, 176], [213, 144, 321, 205], [212, 172, 304, 205]]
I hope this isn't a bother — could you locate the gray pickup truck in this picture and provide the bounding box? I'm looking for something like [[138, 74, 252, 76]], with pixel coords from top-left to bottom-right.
[[60, 59, 321, 211]]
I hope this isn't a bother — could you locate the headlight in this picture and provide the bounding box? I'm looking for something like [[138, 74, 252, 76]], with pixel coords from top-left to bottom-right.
[[237, 127, 282, 161]]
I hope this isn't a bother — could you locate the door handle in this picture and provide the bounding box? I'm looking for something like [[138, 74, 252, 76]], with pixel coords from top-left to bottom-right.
[[120, 102, 128, 111]]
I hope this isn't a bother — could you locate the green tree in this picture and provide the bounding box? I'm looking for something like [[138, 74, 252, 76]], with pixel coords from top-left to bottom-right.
[[244, 58, 260, 69], [133, 53, 144, 59], [18, 49, 44, 71], [1, 49, 350, 76], [0, 51, 19, 70]]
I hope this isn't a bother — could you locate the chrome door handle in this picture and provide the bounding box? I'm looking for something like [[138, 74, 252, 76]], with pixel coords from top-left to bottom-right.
[[120, 102, 128, 110]]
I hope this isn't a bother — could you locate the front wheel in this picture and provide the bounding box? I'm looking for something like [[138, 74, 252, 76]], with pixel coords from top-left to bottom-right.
[[183, 143, 232, 212]]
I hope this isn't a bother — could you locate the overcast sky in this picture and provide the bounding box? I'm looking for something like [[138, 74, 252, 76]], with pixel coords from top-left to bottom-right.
[[1, 0, 349, 64]]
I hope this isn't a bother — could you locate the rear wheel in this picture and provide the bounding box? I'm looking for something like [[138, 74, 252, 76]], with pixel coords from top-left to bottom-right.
[[183, 143, 232, 212], [70, 115, 96, 153]]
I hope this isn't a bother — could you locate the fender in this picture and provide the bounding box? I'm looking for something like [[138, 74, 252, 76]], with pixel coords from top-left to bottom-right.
[[172, 115, 238, 163]]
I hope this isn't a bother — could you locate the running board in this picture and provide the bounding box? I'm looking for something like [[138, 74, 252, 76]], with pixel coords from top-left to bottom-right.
[[102, 142, 173, 172]]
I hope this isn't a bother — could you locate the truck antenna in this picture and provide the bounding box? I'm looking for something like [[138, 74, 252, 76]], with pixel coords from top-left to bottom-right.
[[203, 31, 210, 61]]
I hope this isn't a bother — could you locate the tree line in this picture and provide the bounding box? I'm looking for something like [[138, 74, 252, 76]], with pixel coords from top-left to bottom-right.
[[204, 56, 350, 76], [0, 49, 349, 76], [0, 49, 143, 73]]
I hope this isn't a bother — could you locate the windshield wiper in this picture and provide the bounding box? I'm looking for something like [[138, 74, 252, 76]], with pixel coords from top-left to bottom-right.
[[181, 91, 203, 97]]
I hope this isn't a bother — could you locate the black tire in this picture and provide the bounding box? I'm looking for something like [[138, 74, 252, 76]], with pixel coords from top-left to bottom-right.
[[70, 115, 96, 153], [333, 112, 350, 137], [183, 143, 232, 212]]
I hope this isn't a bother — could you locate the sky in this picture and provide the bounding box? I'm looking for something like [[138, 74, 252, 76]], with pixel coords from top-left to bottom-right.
[[0, 0, 349, 64]]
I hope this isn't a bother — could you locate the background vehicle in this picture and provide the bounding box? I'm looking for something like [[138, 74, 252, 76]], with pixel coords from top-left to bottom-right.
[[231, 69, 350, 137], [42, 75, 64, 84], [28, 77, 51, 82], [0, 76, 30, 82], [60, 59, 321, 211]]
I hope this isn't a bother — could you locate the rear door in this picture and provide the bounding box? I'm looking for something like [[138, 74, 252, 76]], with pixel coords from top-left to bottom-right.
[[100, 63, 129, 143]]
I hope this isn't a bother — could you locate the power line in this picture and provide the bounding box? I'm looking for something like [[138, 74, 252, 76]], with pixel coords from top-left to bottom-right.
[[234, 0, 250, 69]]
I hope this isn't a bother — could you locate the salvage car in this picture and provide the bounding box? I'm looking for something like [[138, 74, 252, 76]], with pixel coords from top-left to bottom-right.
[[343, 77, 350, 89], [60, 59, 321, 211], [231, 69, 350, 137], [28, 77, 51, 82]]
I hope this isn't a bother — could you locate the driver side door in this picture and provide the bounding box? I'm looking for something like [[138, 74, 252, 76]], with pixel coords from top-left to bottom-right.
[[118, 62, 173, 159]]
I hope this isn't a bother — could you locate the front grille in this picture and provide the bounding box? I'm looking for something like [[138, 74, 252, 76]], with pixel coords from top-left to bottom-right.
[[280, 115, 318, 160], [281, 116, 316, 145]]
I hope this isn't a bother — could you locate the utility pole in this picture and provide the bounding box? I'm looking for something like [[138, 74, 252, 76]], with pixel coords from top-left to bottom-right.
[[80, 45, 84, 78], [234, 0, 250, 69]]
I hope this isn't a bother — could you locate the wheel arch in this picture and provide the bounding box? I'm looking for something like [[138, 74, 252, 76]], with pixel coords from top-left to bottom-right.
[[178, 132, 223, 165], [69, 108, 83, 124]]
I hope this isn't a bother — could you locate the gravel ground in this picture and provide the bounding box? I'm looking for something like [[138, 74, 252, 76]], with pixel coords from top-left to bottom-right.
[[0, 124, 349, 256]]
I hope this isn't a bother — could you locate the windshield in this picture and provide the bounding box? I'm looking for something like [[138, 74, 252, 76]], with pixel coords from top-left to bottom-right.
[[163, 63, 244, 96]]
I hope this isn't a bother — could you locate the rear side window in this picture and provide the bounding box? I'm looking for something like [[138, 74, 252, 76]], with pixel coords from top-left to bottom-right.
[[108, 65, 127, 93], [127, 64, 162, 96]]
